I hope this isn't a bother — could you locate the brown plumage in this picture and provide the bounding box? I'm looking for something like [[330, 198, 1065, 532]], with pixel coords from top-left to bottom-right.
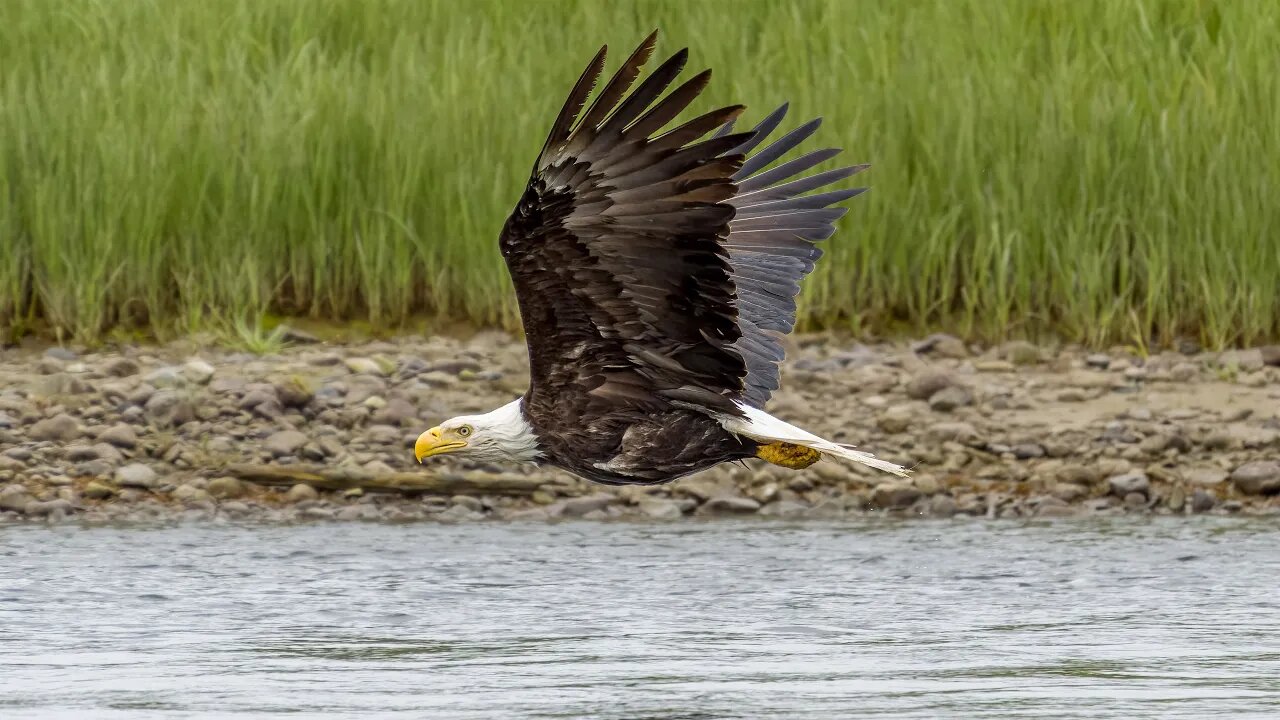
[[415, 31, 908, 484]]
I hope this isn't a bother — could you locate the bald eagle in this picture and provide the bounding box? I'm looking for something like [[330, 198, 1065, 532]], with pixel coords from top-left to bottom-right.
[[415, 32, 907, 484]]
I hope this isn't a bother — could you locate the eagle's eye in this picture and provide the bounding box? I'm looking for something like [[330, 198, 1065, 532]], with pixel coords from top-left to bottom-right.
[[457, 425, 473, 438]]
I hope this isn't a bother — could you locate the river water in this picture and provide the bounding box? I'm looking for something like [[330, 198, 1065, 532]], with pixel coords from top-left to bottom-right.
[[1, 518, 1277, 719]]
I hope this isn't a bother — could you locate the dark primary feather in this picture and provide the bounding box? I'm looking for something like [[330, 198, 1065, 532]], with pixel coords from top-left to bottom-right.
[[498, 32, 866, 477], [724, 106, 869, 408]]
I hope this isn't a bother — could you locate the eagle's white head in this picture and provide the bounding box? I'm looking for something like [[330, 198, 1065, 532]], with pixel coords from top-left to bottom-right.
[[414, 398, 542, 465]]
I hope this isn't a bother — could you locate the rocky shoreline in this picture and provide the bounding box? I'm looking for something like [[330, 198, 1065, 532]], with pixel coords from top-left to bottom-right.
[[2, 331, 1279, 526]]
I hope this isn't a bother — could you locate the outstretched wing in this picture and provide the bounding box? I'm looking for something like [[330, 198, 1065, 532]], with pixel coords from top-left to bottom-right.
[[499, 32, 755, 416], [719, 107, 870, 408]]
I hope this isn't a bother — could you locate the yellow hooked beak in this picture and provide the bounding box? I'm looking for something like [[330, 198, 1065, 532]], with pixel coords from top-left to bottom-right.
[[414, 426, 467, 462]]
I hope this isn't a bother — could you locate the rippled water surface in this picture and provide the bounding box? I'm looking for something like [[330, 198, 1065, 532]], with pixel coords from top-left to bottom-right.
[[2, 518, 1278, 719]]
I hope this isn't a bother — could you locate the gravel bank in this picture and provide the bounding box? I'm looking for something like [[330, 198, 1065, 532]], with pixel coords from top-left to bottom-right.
[[2, 332, 1279, 525]]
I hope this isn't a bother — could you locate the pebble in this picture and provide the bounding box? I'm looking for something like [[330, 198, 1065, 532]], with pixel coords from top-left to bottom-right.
[[172, 484, 213, 504], [555, 493, 617, 518], [701, 495, 761, 514], [928, 385, 973, 412], [1, 337, 1277, 527], [928, 494, 958, 517], [104, 358, 141, 377], [114, 463, 160, 489], [286, 483, 320, 503], [906, 372, 953, 401], [82, 481, 116, 499], [207, 477, 245, 499], [870, 483, 923, 509], [144, 390, 195, 427], [1190, 489, 1216, 513], [928, 421, 979, 444], [1085, 354, 1111, 369], [264, 430, 309, 457], [637, 498, 684, 519], [1002, 340, 1041, 365], [97, 423, 139, 449], [912, 333, 969, 359], [1230, 461, 1280, 496], [1108, 471, 1150, 498], [28, 414, 81, 442], [0, 484, 35, 513], [344, 357, 386, 375], [183, 359, 216, 385]]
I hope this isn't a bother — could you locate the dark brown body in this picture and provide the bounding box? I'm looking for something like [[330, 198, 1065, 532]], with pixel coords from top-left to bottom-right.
[[522, 391, 757, 485]]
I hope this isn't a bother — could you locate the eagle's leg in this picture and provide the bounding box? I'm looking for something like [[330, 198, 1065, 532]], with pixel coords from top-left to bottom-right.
[[755, 442, 821, 469]]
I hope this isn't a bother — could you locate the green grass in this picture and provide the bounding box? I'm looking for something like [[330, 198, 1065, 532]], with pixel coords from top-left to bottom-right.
[[2, 0, 1278, 349]]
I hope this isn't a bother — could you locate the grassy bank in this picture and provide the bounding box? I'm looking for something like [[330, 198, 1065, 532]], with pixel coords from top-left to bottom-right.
[[2, 0, 1278, 348]]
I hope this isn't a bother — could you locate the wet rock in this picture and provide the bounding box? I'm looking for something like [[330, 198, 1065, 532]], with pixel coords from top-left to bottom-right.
[[207, 477, 245, 499], [285, 483, 319, 503], [1166, 485, 1186, 512], [0, 484, 35, 513], [870, 482, 923, 509], [1190, 489, 1216, 513], [1230, 461, 1280, 496], [82, 481, 116, 499], [701, 495, 761, 514], [928, 385, 973, 412], [97, 423, 138, 449], [115, 463, 159, 489], [144, 391, 195, 428], [264, 430, 309, 457], [183, 359, 216, 385], [1108, 471, 1149, 498], [906, 372, 953, 400], [28, 413, 81, 442], [436, 503, 483, 522]]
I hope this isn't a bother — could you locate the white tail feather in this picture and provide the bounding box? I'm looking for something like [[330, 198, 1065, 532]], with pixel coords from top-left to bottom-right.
[[718, 403, 909, 477]]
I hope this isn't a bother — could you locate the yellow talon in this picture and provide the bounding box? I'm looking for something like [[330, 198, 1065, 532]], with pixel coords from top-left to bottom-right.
[[755, 442, 821, 469]]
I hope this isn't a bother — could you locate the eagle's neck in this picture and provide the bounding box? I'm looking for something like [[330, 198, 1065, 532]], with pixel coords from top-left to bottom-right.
[[482, 398, 543, 464]]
